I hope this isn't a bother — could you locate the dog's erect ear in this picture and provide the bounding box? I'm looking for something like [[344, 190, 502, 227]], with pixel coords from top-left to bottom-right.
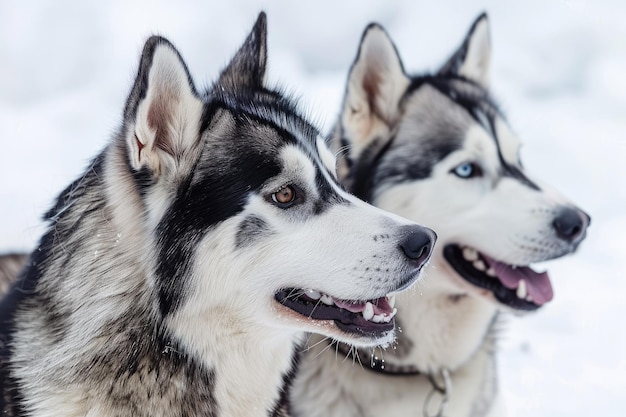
[[124, 36, 203, 175], [217, 12, 267, 91], [341, 23, 409, 158], [438, 12, 491, 87]]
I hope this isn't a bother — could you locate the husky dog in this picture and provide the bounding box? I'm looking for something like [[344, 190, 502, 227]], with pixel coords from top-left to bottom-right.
[[291, 13, 589, 417], [0, 254, 27, 296], [0, 13, 436, 417]]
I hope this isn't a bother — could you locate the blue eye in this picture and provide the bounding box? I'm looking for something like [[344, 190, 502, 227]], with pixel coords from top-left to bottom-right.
[[452, 162, 482, 178]]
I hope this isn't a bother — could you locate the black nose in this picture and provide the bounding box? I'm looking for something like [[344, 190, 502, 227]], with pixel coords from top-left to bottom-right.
[[399, 226, 437, 268], [553, 207, 589, 243]]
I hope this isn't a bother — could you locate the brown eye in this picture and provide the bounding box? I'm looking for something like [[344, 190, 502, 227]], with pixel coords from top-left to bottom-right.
[[271, 185, 296, 207]]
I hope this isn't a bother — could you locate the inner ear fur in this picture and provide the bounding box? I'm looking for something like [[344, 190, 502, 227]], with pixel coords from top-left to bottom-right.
[[124, 36, 203, 176], [341, 23, 409, 159]]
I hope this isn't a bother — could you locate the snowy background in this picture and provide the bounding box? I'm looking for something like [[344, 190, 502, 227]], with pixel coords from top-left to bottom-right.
[[0, 0, 623, 415]]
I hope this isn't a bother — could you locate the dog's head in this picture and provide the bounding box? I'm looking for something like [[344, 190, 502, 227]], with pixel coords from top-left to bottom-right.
[[112, 13, 435, 348], [333, 14, 589, 312]]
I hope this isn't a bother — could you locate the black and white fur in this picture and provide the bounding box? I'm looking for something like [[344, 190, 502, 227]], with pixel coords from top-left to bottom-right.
[[0, 13, 436, 417], [291, 14, 589, 417]]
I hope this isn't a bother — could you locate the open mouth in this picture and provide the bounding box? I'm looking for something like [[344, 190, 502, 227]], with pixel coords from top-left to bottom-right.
[[443, 244, 553, 311], [274, 288, 397, 337]]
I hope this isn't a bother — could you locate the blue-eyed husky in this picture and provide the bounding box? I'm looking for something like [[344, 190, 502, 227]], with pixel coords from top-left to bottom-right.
[[0, 13, 435, 416], [291, 13, 589, 417]]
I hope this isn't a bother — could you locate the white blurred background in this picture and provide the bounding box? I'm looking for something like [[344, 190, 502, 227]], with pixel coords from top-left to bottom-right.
[[0, 0, 624, 415]]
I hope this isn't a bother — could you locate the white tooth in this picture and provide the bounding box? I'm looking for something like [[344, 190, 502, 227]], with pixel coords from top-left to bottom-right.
[[526, 294, 533, 302], [372, 314, 384, 323], [486, 267, 497, 277], [473, 260, 486, 271], [305, 289, 321, 300], [463, 247, 478, 261], [516, 280, 527, 299], [362, 302, 374, 321], [390, 308, 398, 318], [388, 295, 396, 308], [382, 315, 392, 323], [320, 294, 333, 305]]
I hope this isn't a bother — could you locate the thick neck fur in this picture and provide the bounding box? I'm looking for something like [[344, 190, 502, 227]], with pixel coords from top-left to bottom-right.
[[389, 260, 499, 372], [3, 143, 300, 417], [292, 321, 503, 417]]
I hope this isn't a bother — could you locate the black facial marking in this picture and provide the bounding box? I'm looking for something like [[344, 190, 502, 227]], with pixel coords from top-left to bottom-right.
[[382, 140, 461, 182], [312, 167, 350, 214], [418, 76, 541, 191], [499, 157, 541, 191], [155, 91, 329, 317], [349, 135, 397, 202], [155, 142, 281, 316], [349, 130, 462, 202], [236, 215, 272, 248], [478, 107, 541, 191]]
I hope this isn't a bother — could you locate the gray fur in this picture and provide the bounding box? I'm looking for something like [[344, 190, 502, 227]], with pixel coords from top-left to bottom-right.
[[373, 84, 469, 189], [236, 215, 273, 248]]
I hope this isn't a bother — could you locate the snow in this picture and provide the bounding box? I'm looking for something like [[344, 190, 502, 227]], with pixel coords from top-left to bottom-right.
[[0, 0, 624, 415]]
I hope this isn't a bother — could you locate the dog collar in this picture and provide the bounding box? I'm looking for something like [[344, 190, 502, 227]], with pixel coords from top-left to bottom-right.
[[334, 342, 452, 417]]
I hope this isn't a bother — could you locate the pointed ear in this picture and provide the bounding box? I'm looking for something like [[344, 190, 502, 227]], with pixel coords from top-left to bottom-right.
[[438, 12, 491, 87], [123, 36, 203, 176], [217, 12, 267, 91], [341, 23, 409, 157]]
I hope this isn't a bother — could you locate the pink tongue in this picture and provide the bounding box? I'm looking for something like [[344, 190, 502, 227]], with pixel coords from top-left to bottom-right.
[[333, 297, 391, 314], [333, 300, 365, 313], [483, 256, 554, 305]]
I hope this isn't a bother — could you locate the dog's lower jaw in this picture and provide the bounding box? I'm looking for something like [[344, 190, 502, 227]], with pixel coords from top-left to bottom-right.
[[272, 290, 399, 348], [291, 268, 504, 417]]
